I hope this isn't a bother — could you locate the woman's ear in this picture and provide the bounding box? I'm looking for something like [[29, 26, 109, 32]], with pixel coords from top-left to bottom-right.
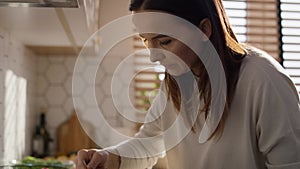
[[198, 18, 212, 41]]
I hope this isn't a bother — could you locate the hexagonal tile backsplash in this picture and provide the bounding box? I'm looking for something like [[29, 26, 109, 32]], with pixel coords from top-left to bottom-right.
[[46, 64, 68, 84], [37, 54, 136, 152]]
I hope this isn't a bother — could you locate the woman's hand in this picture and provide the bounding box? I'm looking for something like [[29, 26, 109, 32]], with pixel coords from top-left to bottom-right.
[[75, 149, 109, 169]]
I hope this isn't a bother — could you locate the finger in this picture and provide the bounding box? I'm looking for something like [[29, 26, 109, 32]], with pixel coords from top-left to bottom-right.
[[76, 149, 89, 169], [74, 157, 78, 164], [87, 149, 97, 160], [86, 151, 109, 169]]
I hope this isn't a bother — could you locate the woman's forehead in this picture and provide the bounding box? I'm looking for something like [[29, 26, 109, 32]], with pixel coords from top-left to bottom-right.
[[131, 12, 204, 42], [139, 33, 156, 38]]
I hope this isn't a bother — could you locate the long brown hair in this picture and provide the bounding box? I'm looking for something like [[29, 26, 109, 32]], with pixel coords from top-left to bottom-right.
[[130, 0, 246, 139]]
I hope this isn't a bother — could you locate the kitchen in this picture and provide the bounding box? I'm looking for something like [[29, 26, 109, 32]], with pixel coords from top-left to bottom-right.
[[0, 0, 141, 163], [0, 0, 300, 168]]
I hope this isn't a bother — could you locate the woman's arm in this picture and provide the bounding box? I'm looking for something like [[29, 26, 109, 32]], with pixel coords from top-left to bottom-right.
[[76, 84, 168, 169], [113, 87, 168, 169], [254, 65, 300, 168]]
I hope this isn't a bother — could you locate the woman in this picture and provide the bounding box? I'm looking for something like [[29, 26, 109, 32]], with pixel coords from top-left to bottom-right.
[[76, 0, 300, 168]]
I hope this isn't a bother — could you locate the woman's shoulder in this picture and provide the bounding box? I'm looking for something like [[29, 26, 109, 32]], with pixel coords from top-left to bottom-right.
[[241, 46, 283, 72], [238, 46, 297, 95], [239, 46, 288, 81]]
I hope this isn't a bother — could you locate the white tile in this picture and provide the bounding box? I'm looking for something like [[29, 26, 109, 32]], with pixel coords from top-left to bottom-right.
[[63, 76, 72, 96], [101, 76, 112, 96], [84, 57, 99, 65], [63, 97, 74, 117], [46, 64, 68, 84], [46, 86, 67, 106], [47, 107, 67, 128], [72, 96, 87, 113], [0, 56, 7, 72], [37, 57, 50, 74], [8, 41, 18, 71], [48, 56, 65, 63], [101, 98, 118, 118], [82, 64, 98, 84], [0, 35, 4, 60], [95, 85, 105, 105], [102, 55, 121, 74], [64, 57, 76, 73], [0, 70, 3, 103], [111, 74, 127, 97], [95, 68, 105, 85], [72, 75, 87, 96], [0, 102, 3, 117], [27, 76, 38, 96], [3, 31, 10, 57], [83, 86, 98, 107], [0, 27, 4, 38], [21, 50, 36, 74], [36, 97, 49, 109], [25, 100, 35, 118], [37, 75, 49, 96], [113, 55, 134, 83], [73, 57, 87, 74], [79, 107, 103, 131]]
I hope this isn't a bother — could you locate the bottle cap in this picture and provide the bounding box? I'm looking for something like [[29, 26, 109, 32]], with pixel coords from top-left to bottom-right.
[[41, 106, 47, 114]]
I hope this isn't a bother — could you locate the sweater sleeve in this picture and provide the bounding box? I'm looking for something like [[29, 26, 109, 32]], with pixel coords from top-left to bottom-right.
[[114, 85, 169, 169], [254, 65, 300, 169]]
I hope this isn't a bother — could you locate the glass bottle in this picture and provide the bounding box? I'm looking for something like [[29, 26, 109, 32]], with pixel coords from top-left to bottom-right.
[[31, 107, 53, 157]]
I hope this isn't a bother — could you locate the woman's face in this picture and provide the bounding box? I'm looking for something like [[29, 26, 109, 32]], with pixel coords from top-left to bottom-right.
[[139, 33, 202, 76]]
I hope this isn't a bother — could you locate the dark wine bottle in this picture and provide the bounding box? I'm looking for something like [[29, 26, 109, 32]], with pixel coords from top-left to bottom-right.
[[31, 107, 53, 157], [31, 126, 44, 157]]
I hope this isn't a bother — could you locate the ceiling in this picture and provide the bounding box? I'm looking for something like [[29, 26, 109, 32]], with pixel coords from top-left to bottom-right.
[[0, 2, 93, 55]]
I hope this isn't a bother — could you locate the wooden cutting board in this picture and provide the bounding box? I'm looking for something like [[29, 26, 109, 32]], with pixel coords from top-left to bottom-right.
[[56, 111, 98, 155]]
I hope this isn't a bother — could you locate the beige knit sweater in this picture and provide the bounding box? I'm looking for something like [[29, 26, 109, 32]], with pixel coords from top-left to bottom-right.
[[113, 48, 300, 169]]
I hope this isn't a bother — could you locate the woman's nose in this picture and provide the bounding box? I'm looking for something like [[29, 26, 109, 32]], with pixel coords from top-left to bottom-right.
[[149, 49, 165, 62]]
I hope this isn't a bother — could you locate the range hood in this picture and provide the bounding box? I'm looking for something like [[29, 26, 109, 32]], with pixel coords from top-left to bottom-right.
[[0, 0, 80, 8]]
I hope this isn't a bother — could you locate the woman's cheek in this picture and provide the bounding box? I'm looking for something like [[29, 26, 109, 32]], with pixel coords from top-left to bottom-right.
[[167, 63, 190, 76]]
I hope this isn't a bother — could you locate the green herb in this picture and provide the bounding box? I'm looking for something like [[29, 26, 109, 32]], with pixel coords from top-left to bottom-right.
[[11, 156, 68, 169]]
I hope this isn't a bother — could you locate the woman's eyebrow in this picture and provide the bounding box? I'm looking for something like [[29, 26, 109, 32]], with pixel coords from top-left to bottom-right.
[[138, 34, 145, 39], [138, 34, 169, 40], [151, 34, 169, 40]]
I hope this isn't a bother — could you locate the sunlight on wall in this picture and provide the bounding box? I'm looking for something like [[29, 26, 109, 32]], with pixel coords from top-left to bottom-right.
[[3, 70, 27, 162]]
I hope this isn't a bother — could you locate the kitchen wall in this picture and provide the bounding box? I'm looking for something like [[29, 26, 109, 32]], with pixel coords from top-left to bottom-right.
[[0, 27, 37, 163], [0, 0, 136, 160], [33, 0, 136, 155], [36, 39, 136, 154]]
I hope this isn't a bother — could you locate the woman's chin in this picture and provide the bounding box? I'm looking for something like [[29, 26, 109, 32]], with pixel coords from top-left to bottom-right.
[[167, 69, 189, 77]]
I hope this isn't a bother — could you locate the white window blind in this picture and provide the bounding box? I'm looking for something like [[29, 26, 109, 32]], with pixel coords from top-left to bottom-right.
[[223, 0, 281, 61], [133, 36, 164, 113], [281, 0, 300, 95]]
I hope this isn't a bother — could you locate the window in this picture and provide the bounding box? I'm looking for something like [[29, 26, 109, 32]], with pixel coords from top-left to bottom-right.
[[225, 0, 300, 95], [224, 0, 281, 61], [133, 36, 164, 114], [281, 0, 300, 94]]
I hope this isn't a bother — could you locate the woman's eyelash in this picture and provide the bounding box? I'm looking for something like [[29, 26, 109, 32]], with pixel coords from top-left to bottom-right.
[[160, 39, 172, 45], [140, 37, 147, 42]]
